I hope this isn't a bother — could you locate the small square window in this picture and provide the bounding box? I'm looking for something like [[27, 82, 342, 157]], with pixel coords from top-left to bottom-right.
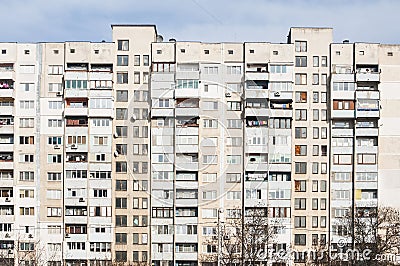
[[1, 49, 6, 54], [273, 51, 279, 55], [70, 49, 75, 53], [94, 50, 99, 54], [336, 51, 340, 55], [24, 50, 30, 55], [156, 50, 162, 54], [249, 49, 254, 54], [228, 50, 234, 54], [53, 50, 59, 54], [204, 50, 210, 54], [359, 51, 364, 55], [388, 52, 393, 56], [180, 49, 185, 53]]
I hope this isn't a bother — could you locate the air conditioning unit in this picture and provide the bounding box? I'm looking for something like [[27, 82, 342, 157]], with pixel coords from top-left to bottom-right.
[[5, 233, 10, 238], [71, 144, 78, 149], [54, 144, 61, 149], [5, 198, 10, 202], [56, 92, 63, 97], [225, 92, 231, 97], [79, 198, 85, 202], [274, 92, 280, 97]]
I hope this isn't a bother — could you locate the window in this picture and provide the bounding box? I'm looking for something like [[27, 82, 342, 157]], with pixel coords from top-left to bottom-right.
[[321, 74, 327, 85], [295, 127, 307, 139], [270, 65, 287, 73], [313, 127, 319, 139], [228, 101, 241, 111], [295, 91, 307, 103], [19, 189, 34, 198], [48, 65, 63, 75], [294, 216, 306, 228], [176, 79, 199, 89], [143, 55, 149, 66], [203, 66, 218, 74], [134, 55, 140, 66], [117, 72, 128, 84], [118, 40, 129, 51], [116, 90, 128, 102], [295, 73, 307, 85], [333, 100, 355, 110], [20, 207, 34, 216], [321, 92, 327, 103], [203, 119, 218, 128], [313, 74, 319, 85], [295, 109, 307, 121], [20, 118, 34, 128], [294, 198, 306, 210], [321, 127, 327, 139], [357, 153, 376, 164], [313, 56, 319, 67], [295, 163, 307, 174], [47, 172, 61, 181], [333, 154, 352, 165], [20, 136, 34, 144], [227, 119, 241, 128], [115, 126, 127, 137], [295, 145, 307, 156], [227, 66, 241, 74], [227, 155, 241, 164], [47, 154, 62, 163], [226, 191, 241, 200], [295, 41, 307, 52], [333, 82, 355, 91], [295, 56, 307, 67], [313, 109, 319, 121], [321, 56, 327, 67], [116, 161, 127, 173], [312, 162, 319, 174], [203, 155, 217, 165], [117, 55, 128, 66], [295, 180, 306, 192], [226, 173, 241, 183]]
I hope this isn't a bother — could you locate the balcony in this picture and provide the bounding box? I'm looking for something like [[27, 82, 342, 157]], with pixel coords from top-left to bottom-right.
[[176, 117, 199, 128], [176, 98, 199, 117], [176, 144, 198, 154], [355, 127, 378, 136], [245, 107, 268, 117], [151, 108, 174, 117], [331, 73, 355, 82], [0, 82, 14, 98], [88, 108, 113, 118], [66, 153, 88, 163], [245, 89, 269, 99], [331, 110, 355, 118], [175, 154, 199, 171], [66, 117, 88, 127], [356, 109, 379, 118], [0, 118, 13, 134], [0, 64, 15, 80], [356, 72, 380, 82], [246, 116, 268, 127], [269, 91, 293, 101], [64, 89, 89, 98], [356, 91, 380, 100], [331, 91, 355, 100], [64, 107, 88, 117], [245, 71, 269, 81], [175, 127, 198, 136]]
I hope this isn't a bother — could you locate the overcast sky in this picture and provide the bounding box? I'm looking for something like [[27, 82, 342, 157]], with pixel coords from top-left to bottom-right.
[[1, 0, 399, 44]]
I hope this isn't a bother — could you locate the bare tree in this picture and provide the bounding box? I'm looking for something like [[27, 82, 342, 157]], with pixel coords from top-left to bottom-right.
[[200, 207, 280, 266], [332, 206, 400, 266]]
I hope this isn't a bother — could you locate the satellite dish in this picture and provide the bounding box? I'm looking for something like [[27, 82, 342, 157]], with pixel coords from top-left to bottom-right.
[[114, 132, 119, 138], [130, 115, 137, 123], [114, 151, 119, 157]]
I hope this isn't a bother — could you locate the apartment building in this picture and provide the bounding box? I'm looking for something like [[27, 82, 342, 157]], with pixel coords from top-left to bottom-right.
[[0, 24, 398, 266]]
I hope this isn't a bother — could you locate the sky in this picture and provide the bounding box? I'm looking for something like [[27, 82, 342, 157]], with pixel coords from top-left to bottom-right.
[[1, 0, 399, 44]]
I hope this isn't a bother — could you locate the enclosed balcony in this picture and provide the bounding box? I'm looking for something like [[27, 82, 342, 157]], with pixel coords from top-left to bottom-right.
[[245, 98, 268, 117], [356, 99, 380, 118], [355, 65, 380, 82], [175, 153, 198, 171], [64, 78, 89, 98], [245, 64, 269, 81], [0, 99, 14, 115], [175, 98, 199, 117], [0, 153, 13, 169], [246, 116, 268, 127], [176, 117, 199, 128], [66, 153, 88, 163], [0, 64, 14, 80], [64, 98, 88, 116], [0, 117, 13, 134], [66, 117, 88, 127], [174, 79, 200, 98]]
